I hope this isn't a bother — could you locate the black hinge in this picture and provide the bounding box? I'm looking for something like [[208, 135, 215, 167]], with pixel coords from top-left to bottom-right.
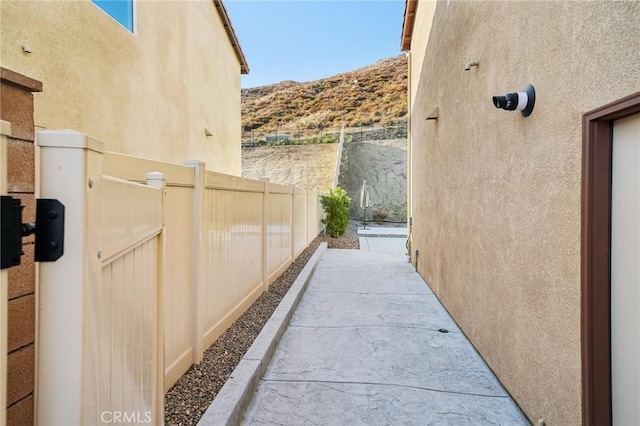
[[0, 196, 65, 269]]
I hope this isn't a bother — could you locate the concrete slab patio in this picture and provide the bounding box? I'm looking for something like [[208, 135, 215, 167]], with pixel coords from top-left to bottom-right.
[[240, 249, 528, 425]]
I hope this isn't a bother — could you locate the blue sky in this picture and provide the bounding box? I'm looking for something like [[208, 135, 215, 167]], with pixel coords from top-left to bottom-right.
[[92, 0, 134, 31], [224, 1, 407, 88]]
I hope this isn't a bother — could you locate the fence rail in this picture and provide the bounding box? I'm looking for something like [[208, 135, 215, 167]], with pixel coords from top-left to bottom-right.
[[35, 130, 322, 424]]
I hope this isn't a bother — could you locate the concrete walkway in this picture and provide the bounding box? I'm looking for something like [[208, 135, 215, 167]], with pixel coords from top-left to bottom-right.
[[357, 226, 407, 236], [241, 249, 528, 425], [358, 226, 408, 254]]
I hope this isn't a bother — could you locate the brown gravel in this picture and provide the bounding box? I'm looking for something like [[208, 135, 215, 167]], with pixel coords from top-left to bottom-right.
[[315, 219, 361, 249], [164, 222, 359, 425]]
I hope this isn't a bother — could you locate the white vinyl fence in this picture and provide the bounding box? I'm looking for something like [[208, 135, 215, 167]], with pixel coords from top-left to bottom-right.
[[0, 121, 10, 426], [35, 130, 322, 424]]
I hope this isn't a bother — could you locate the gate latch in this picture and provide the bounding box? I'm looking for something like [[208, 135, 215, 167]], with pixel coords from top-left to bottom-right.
[[1, 196, 65, 269]]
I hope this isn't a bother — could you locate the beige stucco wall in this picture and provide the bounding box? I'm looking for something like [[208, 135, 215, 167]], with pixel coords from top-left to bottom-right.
[[1, 0, 242, 175], [408, 1, 640, 425], [406, 1, 437, 238], [408, 1, 436, 105]]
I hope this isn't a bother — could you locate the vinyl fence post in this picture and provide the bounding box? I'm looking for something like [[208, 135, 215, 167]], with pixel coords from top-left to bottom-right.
[[186, 160, 206, 364], [146, 171, 166, 419], [260, 178, 269, 291], [304, 188, 309, 246], [36, 130, 104, 424], [0, 122, 10, 426], [290, 186, 295, 263]]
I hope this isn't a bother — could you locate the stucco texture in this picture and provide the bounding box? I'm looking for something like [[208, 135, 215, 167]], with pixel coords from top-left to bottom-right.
[[0, 0, 242, 175], [408, 1, 640, 425]]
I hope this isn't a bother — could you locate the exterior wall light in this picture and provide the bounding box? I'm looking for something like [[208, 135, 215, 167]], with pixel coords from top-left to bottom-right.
[[492, 84, 536, 117]]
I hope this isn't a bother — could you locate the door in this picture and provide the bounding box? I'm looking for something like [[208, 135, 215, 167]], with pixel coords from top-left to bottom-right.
[[611, 113, 640, 426], [582, 92, 640, 426]]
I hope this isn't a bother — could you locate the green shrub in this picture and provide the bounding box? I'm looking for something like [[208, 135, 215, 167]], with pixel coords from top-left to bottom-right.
[[320, 134, 338, 144], [320, 187, 351, 237]]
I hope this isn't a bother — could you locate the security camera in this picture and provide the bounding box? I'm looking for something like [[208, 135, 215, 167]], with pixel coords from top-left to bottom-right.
[[492, 84, 535, 117]]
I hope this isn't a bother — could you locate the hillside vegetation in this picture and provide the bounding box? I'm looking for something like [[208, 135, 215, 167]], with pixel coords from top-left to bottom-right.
[[241, 55, 407, 131]]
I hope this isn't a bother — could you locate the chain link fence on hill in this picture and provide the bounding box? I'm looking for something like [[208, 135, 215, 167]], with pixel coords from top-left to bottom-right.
[[241, 123, 407, 148]]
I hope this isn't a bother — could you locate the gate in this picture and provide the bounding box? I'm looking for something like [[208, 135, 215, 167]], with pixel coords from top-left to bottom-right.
[[36, 131, 164, 424]]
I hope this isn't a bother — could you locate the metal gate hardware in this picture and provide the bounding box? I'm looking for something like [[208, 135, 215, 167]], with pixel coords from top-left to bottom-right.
[[0, 196, 65, 269]]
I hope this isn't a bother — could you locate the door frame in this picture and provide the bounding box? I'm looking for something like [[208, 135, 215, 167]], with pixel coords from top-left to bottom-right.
[[582, 91, 640, 426]]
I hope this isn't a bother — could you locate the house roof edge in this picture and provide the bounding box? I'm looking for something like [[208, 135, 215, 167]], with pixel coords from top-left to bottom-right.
[[214, 0, 250, 74], [401, 0, 418, 51]]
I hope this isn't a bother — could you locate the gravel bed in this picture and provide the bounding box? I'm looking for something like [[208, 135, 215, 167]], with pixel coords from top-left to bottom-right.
[[164, 223, 359, 425], [315, 219, 360, 249]]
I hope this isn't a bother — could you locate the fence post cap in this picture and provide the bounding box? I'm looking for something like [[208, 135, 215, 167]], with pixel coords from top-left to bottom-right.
[[37, 129, 104, 153], [146, 171, 166, 189], [146, 171, 165, 180]]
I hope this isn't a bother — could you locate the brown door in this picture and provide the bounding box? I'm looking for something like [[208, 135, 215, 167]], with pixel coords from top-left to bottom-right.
[[582, 92, 640, 426]]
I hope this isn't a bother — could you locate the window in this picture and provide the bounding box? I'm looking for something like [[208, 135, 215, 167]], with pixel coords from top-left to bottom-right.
[[92, 0, 134, 32]]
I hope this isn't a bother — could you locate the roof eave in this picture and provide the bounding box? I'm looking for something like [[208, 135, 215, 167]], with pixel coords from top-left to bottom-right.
[[213, 0, 250, 74], [400, 0, 418, 51]]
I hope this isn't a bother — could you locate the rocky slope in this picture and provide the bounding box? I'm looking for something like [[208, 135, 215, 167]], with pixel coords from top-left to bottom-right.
[[338, 138, 407, 222]]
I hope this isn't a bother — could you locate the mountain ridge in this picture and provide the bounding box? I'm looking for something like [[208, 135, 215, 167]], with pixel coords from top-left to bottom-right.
[[241, 55, 408, 131]]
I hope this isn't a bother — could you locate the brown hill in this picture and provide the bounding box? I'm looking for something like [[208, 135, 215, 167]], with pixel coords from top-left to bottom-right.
[[241, 55, 407, 131]]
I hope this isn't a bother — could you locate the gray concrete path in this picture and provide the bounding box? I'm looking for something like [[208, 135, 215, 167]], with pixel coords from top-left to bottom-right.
[[358, 226, 409, 254], [357, 226, 407, 236], [242, 249, 528, 425], [359, 236, 407, 253]]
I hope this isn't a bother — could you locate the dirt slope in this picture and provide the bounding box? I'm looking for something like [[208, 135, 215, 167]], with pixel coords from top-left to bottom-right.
[[241, 55, 407, 130]]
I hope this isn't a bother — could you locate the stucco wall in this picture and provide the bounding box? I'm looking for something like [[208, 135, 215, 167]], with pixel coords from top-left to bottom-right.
[[407, 1, 436, 105], [408, 1, 640, 425], [0, 0, 242, 175]]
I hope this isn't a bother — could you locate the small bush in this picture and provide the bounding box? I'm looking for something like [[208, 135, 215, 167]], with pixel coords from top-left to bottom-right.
[[320, 187, 351, 237]]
